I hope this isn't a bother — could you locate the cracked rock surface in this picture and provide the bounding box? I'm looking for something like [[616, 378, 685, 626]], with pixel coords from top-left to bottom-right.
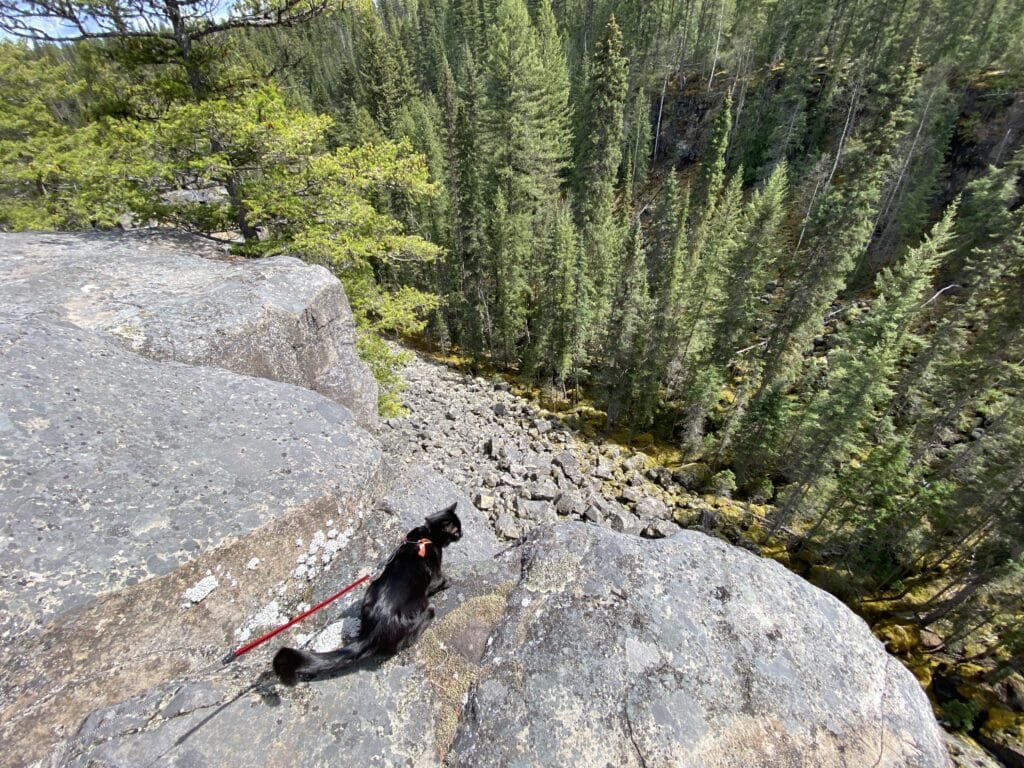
[[55, 521, 949, 768], [451, 524, 948, 768]]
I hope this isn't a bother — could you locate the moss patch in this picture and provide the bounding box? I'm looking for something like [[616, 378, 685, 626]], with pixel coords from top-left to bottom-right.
[[982, 707, 1024, 738], [417, 584, 514, 760]]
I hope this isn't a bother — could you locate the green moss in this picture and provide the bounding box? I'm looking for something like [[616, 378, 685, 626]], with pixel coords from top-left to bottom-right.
[[416, 583, 514, 759]]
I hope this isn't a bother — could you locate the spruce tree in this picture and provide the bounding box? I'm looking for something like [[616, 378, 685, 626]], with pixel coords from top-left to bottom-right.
[[474, 0, 575, 367], [601, 218, 656, 427], [673, 171, 745, 450], [704, 163, 789, 462], [690, 91, 732, 222], [647, 173, 689, 390], [532, 0, 573, 199], [524, 203, 587, 391], [449, 50, 491, 356], [768, 205, 958, 537], [572, 14, 629, 341]]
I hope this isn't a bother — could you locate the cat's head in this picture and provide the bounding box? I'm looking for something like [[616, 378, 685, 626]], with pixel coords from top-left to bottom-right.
[[425, 502, 462, 546]]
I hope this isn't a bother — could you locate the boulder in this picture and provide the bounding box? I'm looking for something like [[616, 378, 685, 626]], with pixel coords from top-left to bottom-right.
[[552, 450, 584, 486], [0, 314, 383, 641], [51, 518, 952, 768], [375, 463, 500, 568], [0, 231, 378, 427], [0, 315, 385, 768], [450, 524, 950, 768]]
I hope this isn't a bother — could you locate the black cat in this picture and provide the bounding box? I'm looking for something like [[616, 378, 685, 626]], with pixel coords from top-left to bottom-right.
[[272, 503, 462, 684]]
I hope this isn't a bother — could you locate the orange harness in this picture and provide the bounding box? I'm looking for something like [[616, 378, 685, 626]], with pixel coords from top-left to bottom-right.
[[415, 538, 432, 557]]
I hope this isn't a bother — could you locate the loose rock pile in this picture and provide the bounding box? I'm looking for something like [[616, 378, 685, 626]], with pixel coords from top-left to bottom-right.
[[380, 353, 749, 545]]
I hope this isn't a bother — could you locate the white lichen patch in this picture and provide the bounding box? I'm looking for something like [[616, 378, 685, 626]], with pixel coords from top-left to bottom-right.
[[182, 574, 218, 606], [235, 599, 289, 641], [311, 620, 350, 652]]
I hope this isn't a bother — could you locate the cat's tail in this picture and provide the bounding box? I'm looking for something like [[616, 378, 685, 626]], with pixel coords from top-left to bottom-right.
[[272, 638, 374, 685]]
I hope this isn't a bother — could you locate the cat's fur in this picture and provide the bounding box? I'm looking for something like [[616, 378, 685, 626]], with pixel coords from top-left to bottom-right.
[[272, 503, 462, 684]]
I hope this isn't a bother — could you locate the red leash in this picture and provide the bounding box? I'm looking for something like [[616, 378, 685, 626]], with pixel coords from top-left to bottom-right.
[[222, 573, 370, 664]]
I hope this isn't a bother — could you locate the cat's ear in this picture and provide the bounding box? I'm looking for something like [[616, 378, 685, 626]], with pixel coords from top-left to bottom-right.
[[427, 502, 459, 524]]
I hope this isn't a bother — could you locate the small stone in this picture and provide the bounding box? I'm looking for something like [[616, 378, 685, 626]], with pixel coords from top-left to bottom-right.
[[495, 512, 521, 540], [583, 501, 607, 525], [245, 557, 260, 571], [515, 497, 553, 522], [554, 492, 583, 517], [492, 402, 508, 416], [635, 496, 671, 521], [529, 479, 559, 501], [475, 493, 496, 510], [622, 454, 646, 471], [605, 507, 643, 536], [641, 519, 679, 539], [618, 486, 643, 505], [552, 451, 584, 485]]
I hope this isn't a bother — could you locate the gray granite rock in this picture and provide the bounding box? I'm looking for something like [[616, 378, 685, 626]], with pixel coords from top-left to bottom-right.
[[0, 313, 386, 768], [450, 523, 951, 768], [52, 512, 952, 768], [375, 463, 501, 568], [0, 230, 378, 427], [54, 469, 517, 768], [551, 450, 584, 485], [0, 315, 382, 641]]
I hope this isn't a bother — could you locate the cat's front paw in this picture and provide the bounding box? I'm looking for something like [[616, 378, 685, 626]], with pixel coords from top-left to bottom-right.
[[428, 575, 450, 595]]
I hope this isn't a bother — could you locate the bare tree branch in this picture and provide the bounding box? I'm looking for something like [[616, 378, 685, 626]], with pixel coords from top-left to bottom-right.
[[0, 0, 339, 43]]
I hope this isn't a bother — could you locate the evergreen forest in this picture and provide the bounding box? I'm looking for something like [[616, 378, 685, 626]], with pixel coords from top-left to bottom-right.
[[1, 0, 1023, 745]]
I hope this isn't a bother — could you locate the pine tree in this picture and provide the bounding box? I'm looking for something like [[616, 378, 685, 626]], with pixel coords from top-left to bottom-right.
[[704, 163, 789, 462], [647, 173, 689, 389], [532, 0, 573, 199], [690, 91, 732, 222], [622, 89, 652, 196], [353, 10, 415, 134], [750, 57, 919, 414], [487, 188, 531, 365], [572, 14, 629, 341], [448, 49, 491, 356], [524, 203, 587, 390], [601, 218, 656, 427], [767, 204, 958, 537], [673, 171, 745, 450], [478, 0, 573, 366]]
